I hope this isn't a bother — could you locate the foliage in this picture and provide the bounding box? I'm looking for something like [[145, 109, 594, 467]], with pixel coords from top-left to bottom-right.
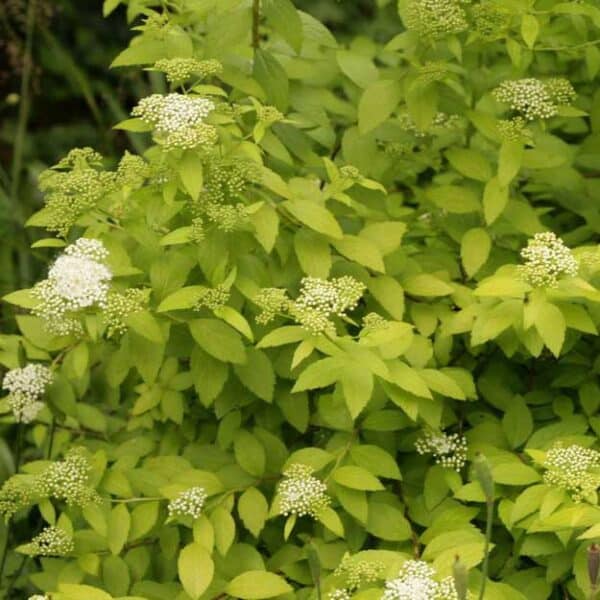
[[1, 0, 600, 599]]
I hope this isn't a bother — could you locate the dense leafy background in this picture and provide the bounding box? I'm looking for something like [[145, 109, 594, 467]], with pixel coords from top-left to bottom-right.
[[2, 0, 600, 599]]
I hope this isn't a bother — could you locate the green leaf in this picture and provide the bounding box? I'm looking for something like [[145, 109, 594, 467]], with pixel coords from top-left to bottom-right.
[[406, 83, 438, 131], [426, 185, 480, 214], [234, 348, 275, 402], [262, 0, 303, 53], [238, 487, 268, 537], [211, 507, 236, 556], [534, 302, 566, 357], [492, 463, 541, 485], [213, 306, 254, 342], [108, 504, 130, 555], [366, 501, 412, 541], [178, 151, 203, 201], [358, 80, 402, 134], [225, 571, 293, 599], [234, 430, 266, 477], [336, 50, 379, 88], [317, 507, 345, 537], [294, 230, 331, 278], [333, 466, 384, 490], [341, 367, 373, 419], [178, 543, 214, 600], [446, 148, 492, 182], [125, 311, 163, 343], [157, 286, 207, 312], [189, 319, 246, 364], [253, 49, 289, 111], [292, 357, 344, 392], [284, 199, 343, 239], [483, 177, 509, 224], [502, 396, 533, 449], [404, 274, 453, 297], [521, 14, 540, 48], [57, 584, 112, 600], [332, 235, 385, 273], [461, 228, 492, 278], [498, 141, 524, 187], [350, 445, 402, 480], [3, 289, 38, 309], [160, 226, 193, 246]]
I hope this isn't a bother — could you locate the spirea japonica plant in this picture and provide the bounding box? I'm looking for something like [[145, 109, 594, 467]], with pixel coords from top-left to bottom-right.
[[2, 0, 600, 598]]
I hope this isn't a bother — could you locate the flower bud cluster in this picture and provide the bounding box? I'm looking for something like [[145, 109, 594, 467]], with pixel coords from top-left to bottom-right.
[[190, 217, 206, 242], [493, 78, 575, 121], [415, 431, 468, 471], [32, 239, 112, 336], [154, 57, 222, 82], [194, 285, 230, 311], [257, 105, 284, 124], [201, 158, 262, 204], [21, 526, 74, 556], [362, 313, 389, 333], [34, 447, 99, 507], [254, 288, 291, 325], [38, 158, 116, 236], [471, 2, 511, 39], [0, 476, 36, 520], [398, 112, 461, 138], [168, 486, 207, 520], [543, 443, 600, 502], [328, 590, 351, 600], [132, 93, 216, 149], [519, 232, 578, 288], [103, 289, 148, 338], [278, 463, 330, 518], [404, 0, 468, 39], [496, 117, 533, 144], [2, 363, 52, 423], [116, 151, 150, 188], [204, 202, 250, 232], [382, 560, 459, 600], [334, 553, 384, 590]]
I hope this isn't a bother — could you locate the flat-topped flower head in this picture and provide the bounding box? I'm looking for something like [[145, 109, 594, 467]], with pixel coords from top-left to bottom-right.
[[519, 232, 578, 288], [543, 443, 600, 502], [493, 78, 575, 121], [403, 0, 468, 39], [32, 239, 112, 336], [34, 447, 99, 507], [291, 276, 366, 334], [278, 463, 330, 518], [254, 288, 291, 325], [2, 364, 53, 423], [132, 93, 216, 149], [20, 527, 74, 557], [383, 560, 458, 600], [168, 486, 207, 520], [415, 431, 468, 471]]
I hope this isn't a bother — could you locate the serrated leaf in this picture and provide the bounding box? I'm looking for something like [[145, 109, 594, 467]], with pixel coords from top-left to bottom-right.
[[189, 319, 246, 364], [234, 348, 275, 402], [178, 543, 214, 600]]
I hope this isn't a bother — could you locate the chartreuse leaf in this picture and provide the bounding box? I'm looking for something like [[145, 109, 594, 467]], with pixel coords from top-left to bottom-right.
[[189, 319, 246, 364], [358, 80, 402, 134], [446, 148, 492, 182], [178, 543, 214, 599], [284, 199, 343, 239], [108, 504, 130, 555], [262, 0, 303, 53], [238, 487, 268, 537], [253, 49, 289, 111], [461, 228, 492, 278], [234, 348, 275, 402], [57, 584, 112, 600], [178, 150, 203, 200], [333, 466, 384, 491], [225, 571, 292, 599]]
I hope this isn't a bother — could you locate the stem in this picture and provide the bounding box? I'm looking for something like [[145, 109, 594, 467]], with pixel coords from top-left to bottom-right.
[[252, 0, 260, 51], [478, 499, 494, 600], [46, 417, 56, 459], [10, 0, 36, 288]]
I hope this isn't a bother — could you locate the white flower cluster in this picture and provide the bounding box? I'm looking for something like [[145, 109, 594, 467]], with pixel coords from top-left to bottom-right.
[[519, 232, 578, 288], [168, 486, 207, 520], [255, 276, 366, 334], [404, 0, 468, 39], [32, 239, 112, 336], [543, 444, 600, 502], [328, 590, 352, 600], [34, 447, 99, 507], [132, 93, 216, 149], [493, 78, 576, 121], [28, 595, 49, 600], [291, 276, 366, 334], [415, 431, 468, 471], [2, 364, 52, 423], [382, 560, 458, 600], [278, 464, 330, 518], [21, 526, 74, 556]]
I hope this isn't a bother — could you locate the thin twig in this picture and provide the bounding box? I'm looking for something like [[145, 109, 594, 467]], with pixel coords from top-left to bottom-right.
[[252, 0, 260, 51]]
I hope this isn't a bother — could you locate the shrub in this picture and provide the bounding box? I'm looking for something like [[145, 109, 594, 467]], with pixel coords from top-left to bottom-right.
[[2, 0, 600, 599]]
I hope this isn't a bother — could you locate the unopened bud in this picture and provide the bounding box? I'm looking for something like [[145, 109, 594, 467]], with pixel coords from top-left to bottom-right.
[[453, 555, 469, 600], [588, 543, 600, 588], [473, 453, 494, 502]]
